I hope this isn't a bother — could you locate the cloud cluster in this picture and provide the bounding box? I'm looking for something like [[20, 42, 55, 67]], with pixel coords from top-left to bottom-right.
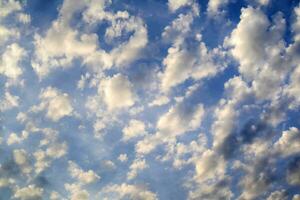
[[1, 0, 300, 199]]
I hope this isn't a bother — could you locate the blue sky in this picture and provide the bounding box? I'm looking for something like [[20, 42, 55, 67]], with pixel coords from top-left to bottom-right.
[[1, 0, 300, 199]]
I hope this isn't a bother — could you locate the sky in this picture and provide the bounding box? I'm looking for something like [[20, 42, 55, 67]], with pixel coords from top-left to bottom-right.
[[1, 0, 300, 199]]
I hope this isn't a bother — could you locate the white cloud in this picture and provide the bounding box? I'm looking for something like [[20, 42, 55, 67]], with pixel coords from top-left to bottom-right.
[[33, 128, 68, 173], [135, 134, 162, 155], [162, 13, 194, 42], [65, 183, 89, 200], [50, 192, 62, 200], [194, 150, 226, 182], [32, 0, 147, 78], [101, 183, 157, 200], [148, 95, 170, 107], [284, 64, 300, 108], [35, 87, 73, 121], [255, 0, 270, 6], [274, 127, 300, 157], [99, 74, 136, 110], [225, 7, 288, 100], [7, 131, 28, 145], [188, 177, 233, 200], [0, 91, 19, 111], [0, 0, 21, 19], [68, 161, 100, 184], [0, 178, 14, 188], [108, 16, 148, 68], [46, 142, 68, 158], [286, 158, 300, 186], [238, 157, 275, 200], [13, 149, 32, 174], [225, 7, 270, 77], [207, 0, 229, 15], [102, 160, 116, 170], [118, 154, 128, 162], [160, 40, 197, 92], [14, 185, 43, 200], [127, 158, 148, 180], [17, 13, 31, 24], [161, 31, 227, 92], [267, 190, 288, 200], [0, 25, 19, 45], [122, 119, 146, 141], [33, 150, 50, 174], [32, 22, 98, 78], [293, 194, 300, 200], [168, 0, 193, 12], [157, 102, 204, 136], [136, 97, 205, 156], [0, 43, 25, 79]]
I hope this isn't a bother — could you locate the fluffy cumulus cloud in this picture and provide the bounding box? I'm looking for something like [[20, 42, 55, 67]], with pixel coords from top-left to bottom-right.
[[122, 119, 146, 141], [32, 87, 73, 121], [99, 73, 136, 110], [0, 43, 25, 80], [168, 0, 193, 12], [14, 185, 43, 200], [1, 0, 300, 199], [207, 0, 229, 15], [68, 161, 100, 184], [274, 127, 300, 157], [157, 102, 204, 136]]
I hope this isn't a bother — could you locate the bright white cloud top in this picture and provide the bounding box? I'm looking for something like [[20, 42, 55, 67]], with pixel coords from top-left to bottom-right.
[[1, 0, 300, 199]]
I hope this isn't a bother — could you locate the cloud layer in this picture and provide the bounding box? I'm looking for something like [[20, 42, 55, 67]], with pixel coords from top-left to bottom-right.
[[1, 0, 300, 199]]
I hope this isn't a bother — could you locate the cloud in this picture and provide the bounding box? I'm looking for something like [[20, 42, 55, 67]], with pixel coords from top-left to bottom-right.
[[7, 131, 28, 145], [0, 25, 19, 45], [13, 149, 32, 175], [32, 0, 148, 78], [157, 102, 204, 136], [65, 183, 89, 200], [188, 177, 233, 200], [1, 1, 300, 199], [14, 185, 43, 200], [274, 127, 300, 157], [148, 95, 170, 107], [225, 7, 288, 101], [101, 183, 157, 200], [0, 0, 21, 19], [160, 39, 197, 92], [127, 158, 148, 180], [33, 128, 68, 173], [122, 119, 147, 141], [32, 22, 98, 78], [0, 90, 19, 111], [162, 13, 194, 42], [167, 0, 193, 12], [211, 77, 251, 150], [33, 87, 73, 121], [0, 43, 25, 80], [68, 161, 100, 184], [194, 150, 226, 182], [118, 154, 128, 162], [286, 157, 300, 186], [207, 0, 229, 16], [160, 19, 227, 92], [238, 157, 276, 200], [99, 74, 136, 110], [267, 190, 288, 200]]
